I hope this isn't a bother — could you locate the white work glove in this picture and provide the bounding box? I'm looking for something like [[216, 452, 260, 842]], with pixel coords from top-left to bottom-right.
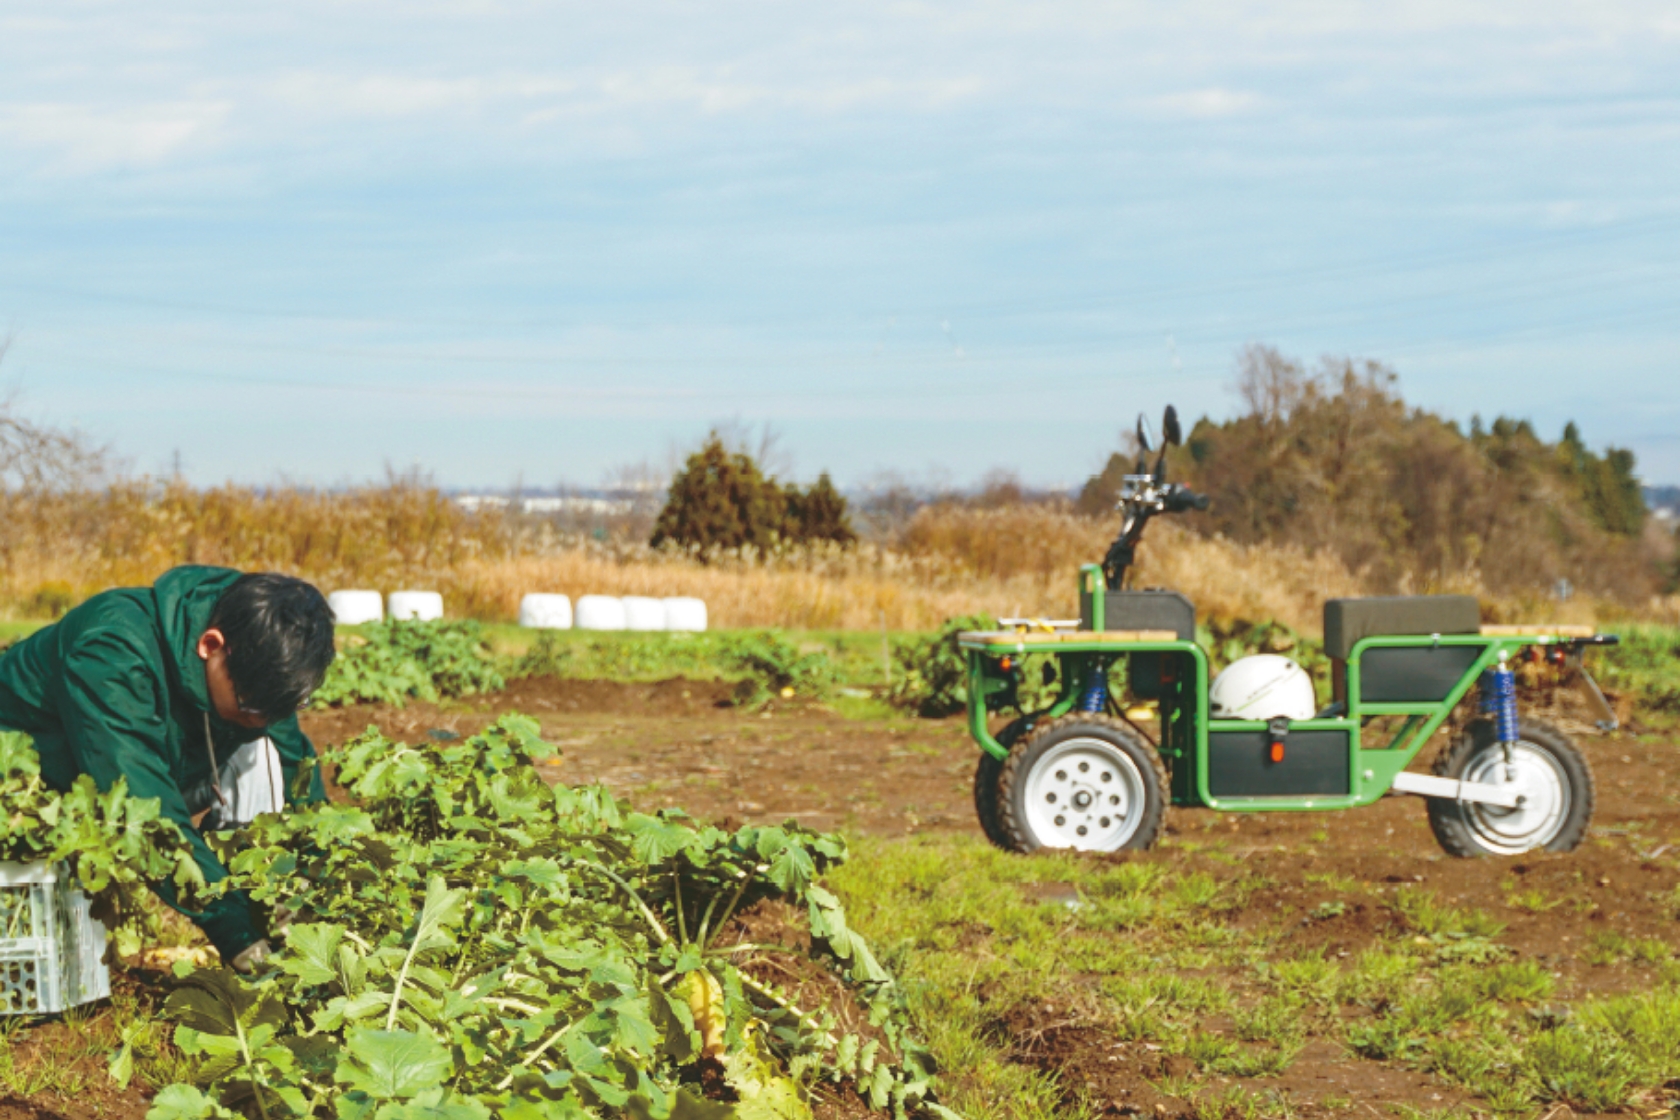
[[230, 938, 273, 975], [270, 903, 296, 938]]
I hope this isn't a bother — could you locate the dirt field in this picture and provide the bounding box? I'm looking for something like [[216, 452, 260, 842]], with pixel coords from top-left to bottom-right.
[[5, 678, 1675, 1120], [295, 676, 1680, 1119], [300, 679, 1680, 1004]]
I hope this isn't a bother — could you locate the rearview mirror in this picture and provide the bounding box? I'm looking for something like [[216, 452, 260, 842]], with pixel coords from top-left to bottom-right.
[[1135, 413, 1155, 454], [1162, 405, 1182, 447]]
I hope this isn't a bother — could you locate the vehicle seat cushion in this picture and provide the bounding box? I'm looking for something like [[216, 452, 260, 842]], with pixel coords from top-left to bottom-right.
[[1322, 595, 1480, 660]]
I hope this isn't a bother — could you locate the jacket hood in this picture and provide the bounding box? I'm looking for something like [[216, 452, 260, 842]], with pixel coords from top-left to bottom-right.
[[152, 565, 244, 715]]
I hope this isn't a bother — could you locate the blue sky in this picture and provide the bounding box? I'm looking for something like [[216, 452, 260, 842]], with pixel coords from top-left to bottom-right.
[[2, 2, 1677, 490]]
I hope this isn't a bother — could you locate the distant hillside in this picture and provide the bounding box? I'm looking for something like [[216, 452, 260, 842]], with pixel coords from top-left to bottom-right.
[[1646, 485, 1680, 522], [1082, 345, 1666, 601]]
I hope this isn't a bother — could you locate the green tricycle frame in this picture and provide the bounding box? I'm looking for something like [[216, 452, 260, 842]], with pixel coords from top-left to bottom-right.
[[961, 564, 1616, 856], [959, 406, 1618, 858]]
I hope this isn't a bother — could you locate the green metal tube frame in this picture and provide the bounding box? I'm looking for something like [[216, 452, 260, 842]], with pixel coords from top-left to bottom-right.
[[963, 630, 1569, 812]]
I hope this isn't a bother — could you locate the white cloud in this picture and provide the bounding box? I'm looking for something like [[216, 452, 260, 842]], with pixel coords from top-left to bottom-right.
[[0, 101, 227, 173], [268, 73, 578, 118], [587, 69, 983, 115], [1145, 87, 1265, 118]]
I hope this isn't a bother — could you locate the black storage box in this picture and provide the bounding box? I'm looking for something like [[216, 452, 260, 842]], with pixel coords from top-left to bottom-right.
[[1081, 589, 1196, 638], [1324, 595, 1483, 705], [1323, 595, 1480, 659], [1357, 646, 1483, 703], [1207, 729, 1351, 797], [1081, 591, 1197, 702]]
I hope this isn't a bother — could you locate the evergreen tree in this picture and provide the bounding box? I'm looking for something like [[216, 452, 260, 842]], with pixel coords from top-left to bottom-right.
[[651, 438, 856, 552], [650, 435, 787, 552], [1558, 421, 1645, 536], [787, 472, 857, 545], [1076, 452, 1131, 517]]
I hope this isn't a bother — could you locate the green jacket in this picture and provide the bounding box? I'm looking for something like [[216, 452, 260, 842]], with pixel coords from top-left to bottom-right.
[[0, 565, 325, 958]]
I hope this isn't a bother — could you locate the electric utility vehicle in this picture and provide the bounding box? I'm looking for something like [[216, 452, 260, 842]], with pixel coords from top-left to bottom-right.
[[963, 406, 1619, 857]]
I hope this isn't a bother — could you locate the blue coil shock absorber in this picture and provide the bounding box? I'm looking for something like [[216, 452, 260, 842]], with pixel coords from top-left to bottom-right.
[[1479, 651, 1519, 744], [1079, 657, 1110, 714]]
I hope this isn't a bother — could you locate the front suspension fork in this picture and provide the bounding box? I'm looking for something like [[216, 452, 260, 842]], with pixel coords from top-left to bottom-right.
[[1479, 652, 1520, 776]]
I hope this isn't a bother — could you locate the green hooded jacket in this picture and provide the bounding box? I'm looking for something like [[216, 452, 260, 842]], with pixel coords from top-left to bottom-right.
[[0, 565, 326, 958]]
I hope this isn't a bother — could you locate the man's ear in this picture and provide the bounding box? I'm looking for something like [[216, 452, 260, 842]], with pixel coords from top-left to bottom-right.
[[197, 628, 227, 662]]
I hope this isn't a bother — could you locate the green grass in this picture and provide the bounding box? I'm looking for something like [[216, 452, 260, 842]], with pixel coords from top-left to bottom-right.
[[475, 623, 897, 683], [827, 831, 1680, 1119], [14, 612, 1680, 724], [1596, 623, 1680, 720], [0, 620, 46, 646]]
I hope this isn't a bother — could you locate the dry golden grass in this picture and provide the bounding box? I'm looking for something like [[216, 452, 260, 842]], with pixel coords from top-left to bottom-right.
[[0, 484, 1665, 634]]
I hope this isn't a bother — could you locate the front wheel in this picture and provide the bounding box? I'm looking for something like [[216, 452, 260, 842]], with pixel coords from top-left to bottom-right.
[[1427, 718, 1594, 857], [998, 714, 1168, 852], [975, 717, 1037, 849]]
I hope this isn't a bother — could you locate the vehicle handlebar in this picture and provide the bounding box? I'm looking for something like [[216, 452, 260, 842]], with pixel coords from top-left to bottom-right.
[[1164, 486, 1210, 513]]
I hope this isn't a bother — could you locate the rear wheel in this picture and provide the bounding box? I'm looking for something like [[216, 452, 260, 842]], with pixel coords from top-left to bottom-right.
[[1427, 718, 1593, 857], [998, 714, 1168, 852], [975, 717, 1036, 849]]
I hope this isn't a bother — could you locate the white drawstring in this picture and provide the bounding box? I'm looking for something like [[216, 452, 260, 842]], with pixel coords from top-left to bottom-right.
[[264, 734, 282, 811], [203, 711, 228, 808]]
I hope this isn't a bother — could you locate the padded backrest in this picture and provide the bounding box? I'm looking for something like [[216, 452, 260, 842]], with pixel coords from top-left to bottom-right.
[[1098, 590, 1196, 640], [1322, 595, 1480, 660]]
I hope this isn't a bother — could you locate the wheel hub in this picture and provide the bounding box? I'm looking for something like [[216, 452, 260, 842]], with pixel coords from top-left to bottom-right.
[[1462, 741, 1569, 853], [1021, 737, 1147, 851]]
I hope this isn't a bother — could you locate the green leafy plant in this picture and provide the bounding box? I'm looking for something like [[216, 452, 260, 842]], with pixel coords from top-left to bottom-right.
[[887, 616, 995, 718], [314, 621, 505, 708], [147, 716, 952, 1120], [721, 632, 836, 705], [0, 731, 204, 955]]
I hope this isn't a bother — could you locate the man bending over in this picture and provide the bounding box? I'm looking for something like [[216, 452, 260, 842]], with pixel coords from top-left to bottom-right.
[[0, 566, 335, 972]]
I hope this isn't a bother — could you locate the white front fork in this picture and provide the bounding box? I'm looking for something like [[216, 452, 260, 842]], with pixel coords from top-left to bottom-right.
[[1389, 770, 1524, 809]]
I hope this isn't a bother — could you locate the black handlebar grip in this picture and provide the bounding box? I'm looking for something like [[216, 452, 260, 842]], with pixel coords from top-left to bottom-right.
[[1165, 487, 1210, 512]]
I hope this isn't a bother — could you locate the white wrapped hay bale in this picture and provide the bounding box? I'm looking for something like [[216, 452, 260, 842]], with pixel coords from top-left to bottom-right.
[[663, 597, 708, 632], [574, 595, 627, 631], [518, 594, 573, 630], [622, 596, 667, 631], [328, 590, 384, 625], [388, 591, 444, 622]]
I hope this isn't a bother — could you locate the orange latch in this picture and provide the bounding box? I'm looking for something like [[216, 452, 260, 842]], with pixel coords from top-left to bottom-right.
[[1266, 717, 1289, 765]]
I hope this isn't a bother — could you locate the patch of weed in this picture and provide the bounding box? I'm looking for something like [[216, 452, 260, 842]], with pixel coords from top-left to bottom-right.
[[1392, 887, 1507, 939], [1581, 930, 1672, 966]]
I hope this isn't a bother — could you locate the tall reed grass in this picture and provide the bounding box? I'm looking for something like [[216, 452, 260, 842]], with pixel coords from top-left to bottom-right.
[[1, 483, 1672, 633]]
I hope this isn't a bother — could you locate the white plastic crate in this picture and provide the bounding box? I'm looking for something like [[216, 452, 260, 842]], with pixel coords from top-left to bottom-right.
[[0, 861, 111, 1015]]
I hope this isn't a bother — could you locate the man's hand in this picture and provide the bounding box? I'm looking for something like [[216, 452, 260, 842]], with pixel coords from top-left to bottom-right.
[[230, 938, 272, 975], [270, 903, 296, 938]]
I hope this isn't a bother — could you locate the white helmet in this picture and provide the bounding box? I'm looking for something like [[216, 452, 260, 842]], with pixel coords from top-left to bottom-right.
[[1209, 654, 1317, 721]]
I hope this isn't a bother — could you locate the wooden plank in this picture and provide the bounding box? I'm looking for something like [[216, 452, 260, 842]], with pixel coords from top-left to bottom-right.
[[1480, 624, 1595, 638], [957, 629, 1179, 646]]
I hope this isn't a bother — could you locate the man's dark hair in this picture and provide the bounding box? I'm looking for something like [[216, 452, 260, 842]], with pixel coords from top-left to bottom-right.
[[209, 573, 336, 723]]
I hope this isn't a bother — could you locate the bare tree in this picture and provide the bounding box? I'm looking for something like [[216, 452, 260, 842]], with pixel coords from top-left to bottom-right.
[[0, 341, 108, 491]]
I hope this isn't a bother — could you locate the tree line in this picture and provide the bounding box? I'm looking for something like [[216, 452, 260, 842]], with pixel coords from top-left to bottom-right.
[[1077, 345, 1668, 598]]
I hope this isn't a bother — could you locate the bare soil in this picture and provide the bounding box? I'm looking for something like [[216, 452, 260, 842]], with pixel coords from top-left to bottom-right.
[[10, 676, 1676, 1119], [300, 677, 1680, 1119]]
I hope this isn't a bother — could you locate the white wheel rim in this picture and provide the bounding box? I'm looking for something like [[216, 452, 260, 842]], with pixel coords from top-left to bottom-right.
[[1022, 737, 1149, 851], [1461, 740, 1571, 854]]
